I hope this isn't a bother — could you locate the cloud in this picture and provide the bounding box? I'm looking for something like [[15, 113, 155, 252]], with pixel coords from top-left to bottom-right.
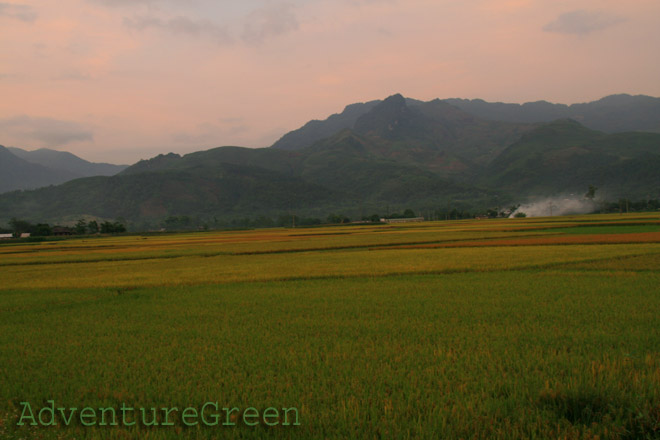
[[51, 71, 93, 81], [0, 116, 93, 146], [241, 3, 299, 44], [88, 0, 161, 6], [123, 3, 299, 46], [346, 0, 397, 5], [172, 120, 249, 145], [543, 10, 625, 35], [0, 2, 37, 22], [123, 14, 233, 44]]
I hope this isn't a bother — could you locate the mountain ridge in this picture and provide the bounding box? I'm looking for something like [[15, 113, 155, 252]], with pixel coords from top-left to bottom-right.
[[8, 147, 128, 178], [0, 145, 78, 193], [2, 93, 659, 228], [271, 93, 660, 152], [0, 145, 129, 193]]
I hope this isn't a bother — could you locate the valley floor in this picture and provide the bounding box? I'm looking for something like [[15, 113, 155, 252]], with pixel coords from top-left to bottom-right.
[[1, 214, 659, 439]]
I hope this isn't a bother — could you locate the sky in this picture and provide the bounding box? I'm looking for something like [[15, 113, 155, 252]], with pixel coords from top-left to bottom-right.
[[1, 0, 659, 164]]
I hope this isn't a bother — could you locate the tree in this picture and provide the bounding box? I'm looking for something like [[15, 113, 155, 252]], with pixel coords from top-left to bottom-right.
[[298, 217, 322, 226], [88, 220, 99, 234], [9, 218, 32, 236], [403, 209, 416, 218], [164, 216, 191, 230], [75, 219, 87, 235], [585, 185, 597, 200], [100, 221, 126, 234], [514, 212, 527, 218], [253, 216, 275, 228], [327, 214, 349, 224], [32, 223, 52, 236], [486, 209, 499, 218]]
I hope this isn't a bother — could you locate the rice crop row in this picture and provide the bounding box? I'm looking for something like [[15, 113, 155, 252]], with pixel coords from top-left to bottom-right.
[[0, 229, 563, 267], [1, 272, 659, 439], [382, 231, 660, 249], [2, 241, 660, 290]]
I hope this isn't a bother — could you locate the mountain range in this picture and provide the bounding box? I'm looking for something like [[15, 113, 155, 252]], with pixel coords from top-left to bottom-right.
[[1, 93, 659, 228], [271, 94, 660, 151], [0, 146, 128, 193]]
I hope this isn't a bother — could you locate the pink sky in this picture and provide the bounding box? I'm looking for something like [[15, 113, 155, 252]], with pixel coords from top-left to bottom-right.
[[1, 0, 659, 164]]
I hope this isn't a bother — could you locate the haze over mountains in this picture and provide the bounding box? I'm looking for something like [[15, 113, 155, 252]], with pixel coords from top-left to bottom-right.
[[1, 94, 659, 228]]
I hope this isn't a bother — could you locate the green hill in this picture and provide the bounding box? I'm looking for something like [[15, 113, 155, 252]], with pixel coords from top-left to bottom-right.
[[0, 162, 346, 227], [298, 129, 490, 204], [481, 119, 660, 196]]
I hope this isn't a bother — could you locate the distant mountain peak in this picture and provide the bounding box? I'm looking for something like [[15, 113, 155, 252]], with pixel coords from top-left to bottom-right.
[[382, 93, 406, 104], [354, 93, 414, 137], [1, 146, 128, 194]]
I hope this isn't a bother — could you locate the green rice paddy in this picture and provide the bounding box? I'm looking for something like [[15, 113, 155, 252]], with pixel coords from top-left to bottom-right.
[[1, 213, 659, 439]]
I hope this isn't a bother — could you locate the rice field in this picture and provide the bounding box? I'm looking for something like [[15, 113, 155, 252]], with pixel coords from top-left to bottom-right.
[[1, 213, 659, 439]]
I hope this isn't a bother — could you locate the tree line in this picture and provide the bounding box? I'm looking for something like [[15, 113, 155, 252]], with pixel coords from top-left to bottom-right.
[[1, 218, 126, 238], [3, 196, 657, 236]]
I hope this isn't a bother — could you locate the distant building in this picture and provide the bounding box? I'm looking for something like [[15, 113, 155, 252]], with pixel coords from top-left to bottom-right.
[[20, 233, 30, 238], [380, 217, 425, 224], [0, 233, 13, 239]]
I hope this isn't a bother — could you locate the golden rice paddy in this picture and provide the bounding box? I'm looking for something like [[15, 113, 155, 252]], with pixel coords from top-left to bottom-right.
[[1, 213, 659, 439]]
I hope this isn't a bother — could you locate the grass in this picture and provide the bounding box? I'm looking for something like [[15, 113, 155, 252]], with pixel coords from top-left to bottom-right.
[[549, 224, 660, 234], [1, 213, 659, 439]]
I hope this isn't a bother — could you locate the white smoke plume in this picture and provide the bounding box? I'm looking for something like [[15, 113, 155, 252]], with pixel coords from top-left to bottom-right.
[[510, 196, 598, 218]]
